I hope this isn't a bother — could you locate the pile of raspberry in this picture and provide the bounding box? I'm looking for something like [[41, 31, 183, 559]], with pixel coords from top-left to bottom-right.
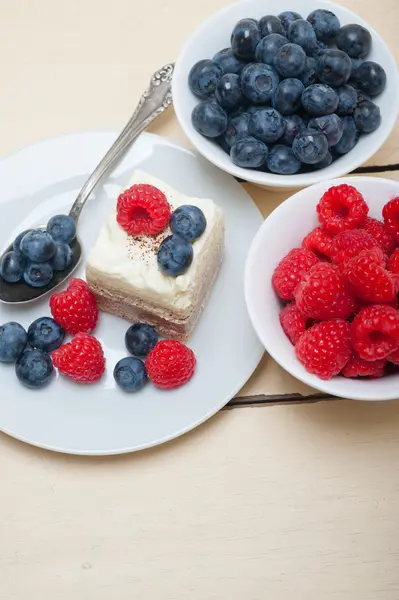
[[272, 184, 399, 380]]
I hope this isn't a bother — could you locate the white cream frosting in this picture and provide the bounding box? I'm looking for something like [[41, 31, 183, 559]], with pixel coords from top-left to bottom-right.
[[86, 170, 224, 311]]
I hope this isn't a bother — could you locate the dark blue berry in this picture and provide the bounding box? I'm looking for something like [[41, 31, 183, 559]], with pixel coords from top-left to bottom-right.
[[0, 322, 27, 362], [332, 116, 359, 154], [47, 214, 76, 244], [267, 145, 301, 174], [302, 84, 339, 116], [272, 78, 304, 115], [292, 130, 329, 164], [352, 61, 387, 97], [230, 137, 268, 168], [20, 229, 56, 263], [354, 100, 381, 133], [188, 59, 223, 98], [249, 108, 285, 143], [13, 229, 32, 253], [212, 48, 245, 75], [351, 58, 363, 74], [170, 205, 206, 242], [224, 112, 250, 147], [273, 43, 306, 78], [0, 251, 26, 283], [335, 84, 358, 115], [316, 50, 352, 87], [288, 19, 318, 54], [23, 261, 53, 287], [114, 357, 147, 393], [51, 242, 73, 271], [299, 57, 317, 87], [157, 235, 193, 277], [336, 24, 372, 58], [259, 15, 285, 37], [280, 114, 306, 145], [216, 134, 232, 154], [255, 33, 288, 64], [215, 73, 244, 110], [278, 11, 302, 35], [125, 323, 158, 357], [231, 19, 261, 60], [27, 317, 65, 352], [15, 348, 54, 389], [191, 101, 228, 138], [312, 150, 333, 170], [241, 63, 279, 104], [308, 114, 344, 146], [307, 9, 340, 42]]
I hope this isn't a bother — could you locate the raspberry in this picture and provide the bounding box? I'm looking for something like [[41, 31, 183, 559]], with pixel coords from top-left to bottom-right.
[[52, 332, 105, 383], [50, 278, 98, 334], [343, 247, 397, 303], [146, 340, 196, 389], [317, 184, 368, 234], [116, 184, 171, 236], [382, 197, 399, 244], [295, 262, 356, 320], [279, 303, 307, 344], [361, 217, 396, 256], [302, 227, 334, 260], [388, 248, 399, 274], [272, 248, 319, 301], [295, 320, 351, 380], [388, 347, 399, 365], [329, 229, 377, 267], [341, 351, 386, 378], [351, 305, 399, 360]]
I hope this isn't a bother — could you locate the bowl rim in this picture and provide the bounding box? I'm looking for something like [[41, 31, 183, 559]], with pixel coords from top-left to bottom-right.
[[173, 0, 399, 189]]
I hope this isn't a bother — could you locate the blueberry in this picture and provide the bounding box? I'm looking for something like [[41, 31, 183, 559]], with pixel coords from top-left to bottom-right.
[[224, 112, 250, 147], [15, 348, 54, 389], [157, 235, 193, 277], [51, 242, 73, 271], [280, 114, 306, 145], [23, 261, 53, 287], [255, 33, 288, 64], [47, 214, 76, 245], [335, 84, 358, 115], [308, 114, 343, 146], [241, 63, 279, 104], [302, 84, 339, 116], [231, 19, 261, 60], [216, 134, 232, 154], [312, 150, 333, 170], [188, 59, 223, 98], [0, 322, 27, 362], [0, 251, 26, 283], [114, 357, 147, 393], [170, 205, 206, 242], [272, 78, 304, 115], [288, 19, 318, 54], [299, 56, 317, 87], [230, 136, 268, 168], [191, 101, 228, 138], [267, 145, 301, 174], [352, 61, 387, 97], [332, 116, 359, 154], [336, 24, 372, 58], [354, 100, 381, 133], [292, 130, 329, 164], [351, 58, 363, 74], [249, 108, 285, 143], [27, 317, 65, 352], [215, 73, 245, 110], [13, 229, 32, 253], [125, 323, 158, 357], [307, 9, 340, 42], [259, 15, 285, 37], [278, 11, 302, 34], [316, 49, 352, 87], [273, 43, 306, 78], [212, 48, 245, 75], [20, 229, 56, 262]]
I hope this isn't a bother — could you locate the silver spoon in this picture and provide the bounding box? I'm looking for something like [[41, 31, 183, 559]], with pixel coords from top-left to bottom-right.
[[0, 63, 174, 304]]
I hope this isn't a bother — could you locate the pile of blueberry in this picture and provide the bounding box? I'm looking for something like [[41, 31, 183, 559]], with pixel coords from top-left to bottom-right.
[[0, 214, 76, 287], [188, 10, 386, 174], [113, 323, 158, 392]]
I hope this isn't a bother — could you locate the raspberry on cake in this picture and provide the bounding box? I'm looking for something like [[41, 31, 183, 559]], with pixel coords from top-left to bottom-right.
[[86, 171, 224, 340]]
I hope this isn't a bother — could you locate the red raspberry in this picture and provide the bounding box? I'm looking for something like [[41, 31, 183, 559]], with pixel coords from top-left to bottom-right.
[[116, 184, 171, 236], [272, 248, 319, 301], [279, 303, 307, 344], [388, 347, 399, 364], [302, 227, 334, 260], [295, 320, 351, 380], [343, 247, 397, 303], [361, 217, 396, 256], [341, 351, 386, 378], [52, 332, 105, 383], [50, 278, 98, 334], [317, 184, 368, 234], [383, 197, 399, 244], [388, 248, 399, 274], [295, 262, 357, 320], [351, 305, 399, 360], [146, 340, 196, 389], [329, 229, 377, 267]]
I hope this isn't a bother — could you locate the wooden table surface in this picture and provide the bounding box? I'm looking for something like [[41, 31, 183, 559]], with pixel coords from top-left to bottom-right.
[[1, 1, 399, 598]]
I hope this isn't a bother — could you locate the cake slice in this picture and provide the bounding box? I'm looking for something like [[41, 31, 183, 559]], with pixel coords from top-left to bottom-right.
[[86, 170, 224, 340]]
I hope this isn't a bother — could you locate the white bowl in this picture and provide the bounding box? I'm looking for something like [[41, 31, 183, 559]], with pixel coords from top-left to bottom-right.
[[173, 0, 399, 189], [245, 176, 399, 401]]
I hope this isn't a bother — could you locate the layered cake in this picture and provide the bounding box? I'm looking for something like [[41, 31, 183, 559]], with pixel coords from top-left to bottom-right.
[[86, 171, 224, 339]]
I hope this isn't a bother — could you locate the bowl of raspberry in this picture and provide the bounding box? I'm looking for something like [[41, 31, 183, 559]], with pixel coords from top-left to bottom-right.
[[173, 0, 399, 189], [245, 177, 399, 400]]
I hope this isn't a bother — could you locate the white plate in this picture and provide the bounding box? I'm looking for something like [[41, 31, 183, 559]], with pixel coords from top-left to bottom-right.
[[0, 132, 263, 455]]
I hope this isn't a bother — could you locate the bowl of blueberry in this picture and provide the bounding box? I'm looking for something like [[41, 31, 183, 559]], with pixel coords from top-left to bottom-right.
[[173, 0, 399, 189]]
